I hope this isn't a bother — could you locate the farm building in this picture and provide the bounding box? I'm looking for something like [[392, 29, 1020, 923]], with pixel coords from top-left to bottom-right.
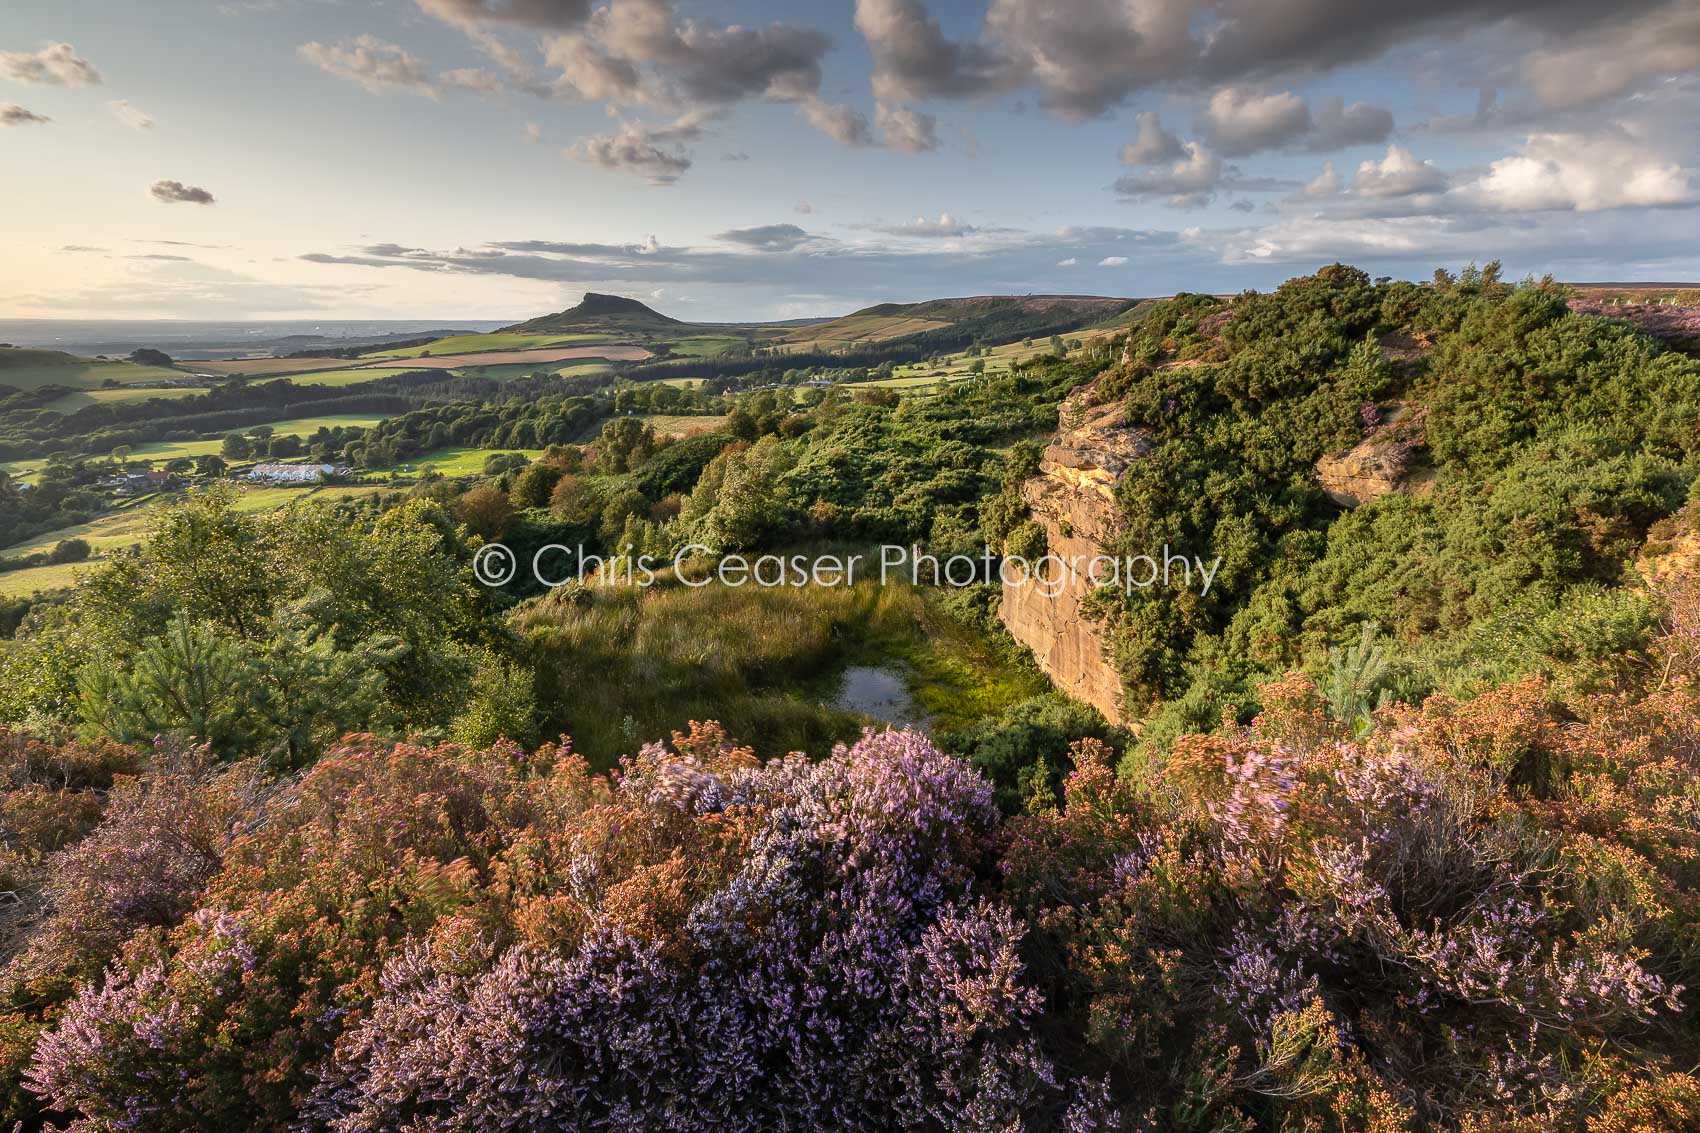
[[246, 462, 350, 484]]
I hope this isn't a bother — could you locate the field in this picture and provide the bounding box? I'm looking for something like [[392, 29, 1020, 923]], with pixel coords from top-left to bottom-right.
[[778, 314, 953, 354], [363, 344, 652, 370], [186, 357, 379, 378], [0, 348, 188, 391], [363, 332, 613, 359], [636, 414, 729, 438], [113, 413, 391, 463], [404, 446, 546, 476], [663, 334, 748, 358], [44, 386, 207, 413]]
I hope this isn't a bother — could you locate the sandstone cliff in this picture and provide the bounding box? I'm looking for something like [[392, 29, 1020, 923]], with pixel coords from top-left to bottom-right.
[[1314, 403, 1432, 508], [998, 383, 1146, 725]]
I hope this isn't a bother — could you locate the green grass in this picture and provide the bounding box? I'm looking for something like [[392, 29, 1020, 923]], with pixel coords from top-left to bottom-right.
[[119, 413, 390, 463], [404, 446, 545, 476], [264, 369, 392, 388], [364, 332, 613, 360], [513, 574, 1042, 766], [44, 387, 206, 413], [0, 349, 187, 391], [635, 414, 729, 438], [665, 335, 746, 358], [0, 561, 90, 596]]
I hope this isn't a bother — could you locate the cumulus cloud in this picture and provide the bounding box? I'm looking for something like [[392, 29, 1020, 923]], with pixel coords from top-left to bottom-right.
[[0, 104, 50, 127], [852, 0, 1696, 122], [1200, 87, 1310, 155], [1121, 111, 1185, 166], [1057, 257, 1077, 266], [799, 97, 872, 146], [440, 67, 507, 94], [1522, 4, 1700, 108], [1099, 255, 1129, 266], [870, 212, 978, 237], [566, 119, 697, 183], [1303, 161, 1342, 197], [1117, 140, 1223, 207], [716, 223, 813, 250], [1308, 96, 1394, 149], [149, 180, 217, 205], [875, 102, 938, 153], [0, 42, 101, 86], [109, 100, 154, 129], [855, 0, 1014, 105], [299, 36, 437, 96], [1462, 128, 1694, 212], [1352, 144, 1447, 198], [416, 0, 592, 29]]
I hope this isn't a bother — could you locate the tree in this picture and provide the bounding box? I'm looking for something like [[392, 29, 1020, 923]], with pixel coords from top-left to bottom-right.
[[128, 348, 173, 367], [455, 485, 514, 540], [508, 463, 563, 511], [221, 434, 251, 461], [48, 538, 91, 564]]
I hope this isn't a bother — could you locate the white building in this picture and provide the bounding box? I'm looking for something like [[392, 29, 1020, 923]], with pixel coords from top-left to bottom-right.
[[246, 463, 349, 484]]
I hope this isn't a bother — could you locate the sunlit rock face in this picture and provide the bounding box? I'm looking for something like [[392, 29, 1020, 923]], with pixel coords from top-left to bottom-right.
[[998, 382, 1146, 725], [1314, 402, 1433, 509]]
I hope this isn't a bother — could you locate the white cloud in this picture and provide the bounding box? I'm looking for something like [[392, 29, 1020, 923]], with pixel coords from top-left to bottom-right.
[[871, 212, 977, 237], [1099, 255, 1129, 266], [0, 104, 50, 127], [1121, 111, 1184, 166], [1115, 140, 1223, 207], [566, 119, 696, 183], [1352, 144, 1447, 198], [1200, 87, 1310, 156], [0, 42, 101, 86], [1463, 129, 1694, 212], [299, 36, 437, 96], [1303, 161, 1342, 197], [1057, 256, 1077, 266], [109, 100, 154, 130]]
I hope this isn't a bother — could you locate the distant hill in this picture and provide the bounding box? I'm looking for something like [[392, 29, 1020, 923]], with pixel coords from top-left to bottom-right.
[[849, 294, 1132, 321], [505, 293, 688, 335], [780, 294, 1138, 355]]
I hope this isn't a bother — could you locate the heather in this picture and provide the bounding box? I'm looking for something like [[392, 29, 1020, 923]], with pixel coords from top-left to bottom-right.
[[2, 573, 1696, 1130]]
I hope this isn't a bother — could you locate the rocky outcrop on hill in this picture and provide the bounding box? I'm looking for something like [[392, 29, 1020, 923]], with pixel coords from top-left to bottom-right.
[[1314, 404, 1433, 508], [998, 383, 1146, 725]]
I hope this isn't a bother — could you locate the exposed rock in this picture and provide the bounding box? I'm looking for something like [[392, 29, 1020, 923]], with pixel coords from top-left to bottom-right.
[[1641, 501, 1700, 579], [1315, 404, 1432, 509], [998, 383, 1147, 725]]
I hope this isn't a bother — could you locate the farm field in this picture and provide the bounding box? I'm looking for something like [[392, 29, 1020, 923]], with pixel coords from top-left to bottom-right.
[[363, 332, 614, 359], [267, 368, 393, 388], [186, 357, 377, 378], [44, 386, 206, 413], [664, 334, 748, 358], [0, 349, 188, 391], [637, 413, 729, 438], [404, 446, 546, 475], [778, 314, 953, 353], [122, 413, 391, 462], [362, 344, 651, 369]]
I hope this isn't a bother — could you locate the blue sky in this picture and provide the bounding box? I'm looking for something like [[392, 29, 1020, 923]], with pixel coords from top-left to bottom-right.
[[3, 0, 1697, 321]]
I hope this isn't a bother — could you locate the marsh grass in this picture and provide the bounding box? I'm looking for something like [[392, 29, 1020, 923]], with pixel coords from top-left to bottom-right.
[[514, 562, 1046, 765]]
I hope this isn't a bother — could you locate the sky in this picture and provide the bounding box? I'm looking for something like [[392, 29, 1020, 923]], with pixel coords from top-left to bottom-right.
[[1, 0, 1698, 322]]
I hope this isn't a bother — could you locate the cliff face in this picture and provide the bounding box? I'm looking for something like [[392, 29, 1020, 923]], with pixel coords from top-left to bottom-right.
[[1314, 403, 1432, 508], [998, 383, 1147, 725]]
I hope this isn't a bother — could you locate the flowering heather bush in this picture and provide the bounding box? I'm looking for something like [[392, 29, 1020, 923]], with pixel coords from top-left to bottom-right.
[[1570, 298, 1700, 349], [8, 582, 1700, 1132]]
